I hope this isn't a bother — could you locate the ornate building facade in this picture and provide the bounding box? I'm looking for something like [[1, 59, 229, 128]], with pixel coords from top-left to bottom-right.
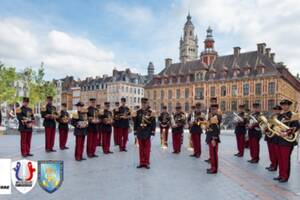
[[145, 15, 300, 113]]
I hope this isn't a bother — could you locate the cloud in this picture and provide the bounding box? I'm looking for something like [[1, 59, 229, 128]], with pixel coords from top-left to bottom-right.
[[104, 2, 155, 38], [0, 18, 118, 79]]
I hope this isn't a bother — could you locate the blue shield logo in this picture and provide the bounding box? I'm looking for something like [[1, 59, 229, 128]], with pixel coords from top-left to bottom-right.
[[38, 160, 63, 193]]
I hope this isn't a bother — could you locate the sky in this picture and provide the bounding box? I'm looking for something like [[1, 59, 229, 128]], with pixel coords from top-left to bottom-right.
[[0, 0, 299, 80]]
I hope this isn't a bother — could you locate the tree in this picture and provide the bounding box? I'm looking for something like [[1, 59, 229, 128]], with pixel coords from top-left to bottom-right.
[[21, 63, 56, 106], [0, 62, 19, 104]]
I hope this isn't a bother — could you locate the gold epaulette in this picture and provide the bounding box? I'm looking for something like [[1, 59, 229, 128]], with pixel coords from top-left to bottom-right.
[[131, 110, 137, 117], [150, 109, 156, 117], [16, 108, 21, 113], [72, 112, 79, 119], [41, 106, 46, 112], [217, 109, 223, 115], [82, 107, 88, 113]]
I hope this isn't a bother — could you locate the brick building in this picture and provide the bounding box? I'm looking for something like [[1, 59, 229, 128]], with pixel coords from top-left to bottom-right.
[[145, 15, 300, 113]]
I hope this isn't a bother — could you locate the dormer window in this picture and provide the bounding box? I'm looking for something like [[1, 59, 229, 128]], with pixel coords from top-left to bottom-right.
[[244, 68, 250, 76], [209, 71, 216, 79], [195, 71, 205, 81], [257, 66, 265, 74]]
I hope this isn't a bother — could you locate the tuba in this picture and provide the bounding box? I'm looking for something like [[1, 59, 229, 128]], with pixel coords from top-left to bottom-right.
[[268, 113, 300, 143], [258, 114, 273, 137]]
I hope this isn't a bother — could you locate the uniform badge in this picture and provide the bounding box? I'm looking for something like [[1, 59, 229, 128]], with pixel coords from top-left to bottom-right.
[[11, 159, 37, 194], [38, 160, 63, 193]]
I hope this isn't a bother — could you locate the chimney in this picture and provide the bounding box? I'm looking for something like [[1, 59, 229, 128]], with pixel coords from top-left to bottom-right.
[[165, 58, 172, 68], [257, 43, 266, 54], [270, 53, 275, 62], [233, 47, 241, 57], [265, 48, 271, 57]]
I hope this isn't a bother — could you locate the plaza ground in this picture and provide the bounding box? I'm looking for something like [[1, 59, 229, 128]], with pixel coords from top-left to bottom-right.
[[0, 130, 299, 200]]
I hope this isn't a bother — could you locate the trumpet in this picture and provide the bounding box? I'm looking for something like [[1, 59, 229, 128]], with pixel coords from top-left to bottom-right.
[[22, 111, 33, 128], [140, 110, 153, 128], [233, 112, 244, 123]]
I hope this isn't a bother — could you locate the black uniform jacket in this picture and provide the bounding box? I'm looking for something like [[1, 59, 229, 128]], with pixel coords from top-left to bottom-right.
[[17, 106, 34, 132], [100, 109, 113, 133], [187, 110, 204, 134], [158, 112, 170, 128], [134, 107, 156, 139], [171, 111, 186, 134], [248, 112, 262, 139], [234, 112, 247, 135], [112, 108, 121, 127], [57, 110, 69, 130], [41, 104, 57, 128], [87, 106, 99, 133], [277, 111, 300, 147], [71, 111, 88, 136], [205, 114, 222, 143], [118, 106, 131, 128]]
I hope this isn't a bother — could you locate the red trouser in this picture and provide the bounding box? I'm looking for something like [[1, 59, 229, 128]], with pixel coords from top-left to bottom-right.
[[172, 132, 182, 153], [75, 135, 85, 161], [118, 128, 128, 151], [236, 134, 245, 156], [97, 130, 102, 146], [113, 127, 119, 145], [267, 142, 278, 169], [20, 131, 32, 156], [138, 138, 151, 165], [87, 131, 98, 157], [191, 133, 201, 157], [160, 127, 169, 146], [249, 137, 260, 161], [45, 127, 56, 151], [278, 145, 293, 180], [209, 141, 219, 172], [102, 132, 112, 153], [59, 128, 68, 149]]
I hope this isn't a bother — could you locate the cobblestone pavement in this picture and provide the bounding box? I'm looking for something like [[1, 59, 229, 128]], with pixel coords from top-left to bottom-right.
[[0, 130, 299, 200]]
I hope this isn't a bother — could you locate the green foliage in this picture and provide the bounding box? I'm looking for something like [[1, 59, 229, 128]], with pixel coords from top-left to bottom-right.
[[0, 63, 19, 104], [0, 61, 56, 106], [21, 63, 56, 106]]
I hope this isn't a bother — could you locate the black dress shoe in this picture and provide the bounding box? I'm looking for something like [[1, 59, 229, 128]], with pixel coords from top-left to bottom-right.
[[123, 149, 127, 152], [234, 153, 240, 156], [247, 159, 253, 163], [279, 179, 288, 183], [273, 177, 281, 181], [92, 154, 99, 157], [265, 166, 271, 170], [268, 167, 277, 172], [50, 149, 57, 152], [205, 159, 211, 163], [206, 169, 217, 174], [108, 151, 114, 154], [81, 158, 87, 161], [64, 147, 69, 149], [190, 154, 196, 157], [145, 165, 150, 169], [136, 165, 144, 169], [172, 151, 177, 154], [237, 154, 243, 157], [27, 153, 34, 156]]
